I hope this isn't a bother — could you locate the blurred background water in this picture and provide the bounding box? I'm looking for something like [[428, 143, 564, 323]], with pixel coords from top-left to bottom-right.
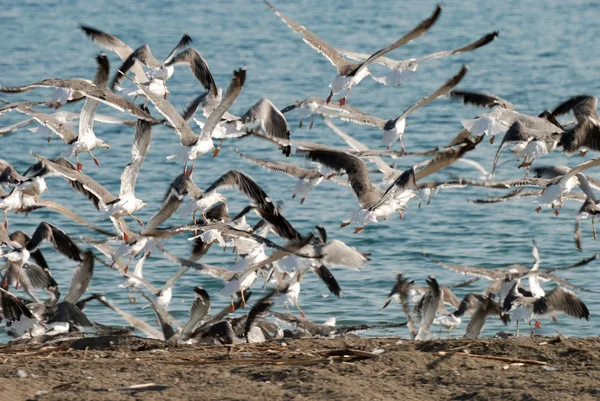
[[0, 0, 599, 342]]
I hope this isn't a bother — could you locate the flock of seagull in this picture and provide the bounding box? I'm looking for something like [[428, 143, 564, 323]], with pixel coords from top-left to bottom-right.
[[0, 2, 598, 345]]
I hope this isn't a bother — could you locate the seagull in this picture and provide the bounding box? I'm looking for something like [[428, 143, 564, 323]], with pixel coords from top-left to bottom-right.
[[62, 53, 112, 170], [463, 295, 505, 339], [234, 149, 328, 203], [0, 78, 160, 123], [434, 293, 486, 337], [0, 160, 47, 205], [338, 31, 498, 87], [270, 311, 407, 338], [426, 245, 597, 298], [128, 263, 190, 311], [265, 1, 442, 105], [552, 95, 600, 156], [199, 170, 302, 240], [0, 100, 133, 142], [503, 281, 590, 336], [302, 135, 482, 232], [1, 222, 81, 293], [415, 276, 441, 340], [118, 251, 149, 303], [451, 90, 562, 146], [574, 196, 600, 251], [140, 67, 245, 171], [299, 66, 468, 151], [108, 33, 193, 85]]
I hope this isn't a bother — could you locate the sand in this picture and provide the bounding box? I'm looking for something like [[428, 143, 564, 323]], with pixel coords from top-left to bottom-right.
[[0, 335, 599, 401]]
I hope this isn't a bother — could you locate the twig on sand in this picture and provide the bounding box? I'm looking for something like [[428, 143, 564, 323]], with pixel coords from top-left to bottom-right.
[[160, 348, 380, 366], [437, 351, 548, 365]]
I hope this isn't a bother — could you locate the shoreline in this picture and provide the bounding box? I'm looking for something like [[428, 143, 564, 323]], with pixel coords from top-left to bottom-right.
[[1, 335, 599, 400]]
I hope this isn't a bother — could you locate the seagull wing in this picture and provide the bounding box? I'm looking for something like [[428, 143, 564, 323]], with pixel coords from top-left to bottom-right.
[[163, 33, 194, 64], [533, 287, 590, 319], [96, 295, 163, 339], [415, 32, 499, 64], [165, 48, 218, 96], [31, 153, 116, 209], [303, 149, 377, 208], [323, 118, 396, 178], [36, 199, 114, 236], [450, 90, 515, 110], [64, 250, 94, 304], [133, 80, 198, 146], [203, 170, 302, 240], [0, 118, 35, 136], [234, 149, 320, 180], [79, 54, 110, 143], [119, 110, 153, 198], [387, 65, 469, 126], [551, 95, 599, 124], [14, 107, 78, 143], [241, 98, 290, 141], [201, 67, 246, 141], [80, 25, 148, 83], [263, 0, 351, 73], [0, 79, 158, 122], [27, 222, 82, 261], [348, 5, 442, 76]]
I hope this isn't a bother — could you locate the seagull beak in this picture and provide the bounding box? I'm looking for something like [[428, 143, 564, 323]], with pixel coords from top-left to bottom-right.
[[142, 203, 148, 207], [103, 144, 111, 149]]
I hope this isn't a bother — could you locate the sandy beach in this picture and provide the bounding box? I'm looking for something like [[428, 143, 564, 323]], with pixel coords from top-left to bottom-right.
[[0, 335, 599, 401]]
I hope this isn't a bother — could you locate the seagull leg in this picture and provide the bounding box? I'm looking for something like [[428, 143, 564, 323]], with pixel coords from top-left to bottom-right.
[[554, 208, 560, 216], [489, 136, 495, 145], [3, 210, 8, 230], [133, 288, 137, 304], [183, 161, 188, 175], [529, 320, 534, 338], [129, 213, 144, 227], [14, 264, 24, 291], [127, 287, 131, 304], [298, 119, 303, 128], [535, 320, 541, 328], [309, 115, 314, 129], [118, 220, 130, 242], [213, 138, 226, 157], [579, 149, 588, 157], [593, 217, 597, 240], [535, 206, 542, 213], [88, 150, 101, 167], [296, 302, 306, 318], [338, 88, 351, 106], [399, 136, 406, 154], [340, 220, 351, 228], [325, 90, 333, 104], [552, 316, 558, 323], [515, 320, 519, 337], [354, 226, 364, 234], [76, 154, 83, 171], [300, 197, 306, 204]]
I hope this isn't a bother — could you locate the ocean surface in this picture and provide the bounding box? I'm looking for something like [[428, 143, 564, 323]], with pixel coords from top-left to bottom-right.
[[1, 0, 599, 343]]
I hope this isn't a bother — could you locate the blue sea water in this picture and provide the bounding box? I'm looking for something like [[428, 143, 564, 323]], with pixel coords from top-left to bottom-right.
[[0, 0, 599, 343]]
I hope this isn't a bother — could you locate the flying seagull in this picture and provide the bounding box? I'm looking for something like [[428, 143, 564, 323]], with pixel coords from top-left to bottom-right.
[[265, 1, 442, 105]]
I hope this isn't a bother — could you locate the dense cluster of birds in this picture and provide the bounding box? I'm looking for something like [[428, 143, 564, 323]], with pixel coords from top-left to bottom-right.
[[0, 2, 597, 345]]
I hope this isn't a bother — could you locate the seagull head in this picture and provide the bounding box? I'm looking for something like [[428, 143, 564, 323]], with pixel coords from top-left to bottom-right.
[[96, 139, 110, 149]]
